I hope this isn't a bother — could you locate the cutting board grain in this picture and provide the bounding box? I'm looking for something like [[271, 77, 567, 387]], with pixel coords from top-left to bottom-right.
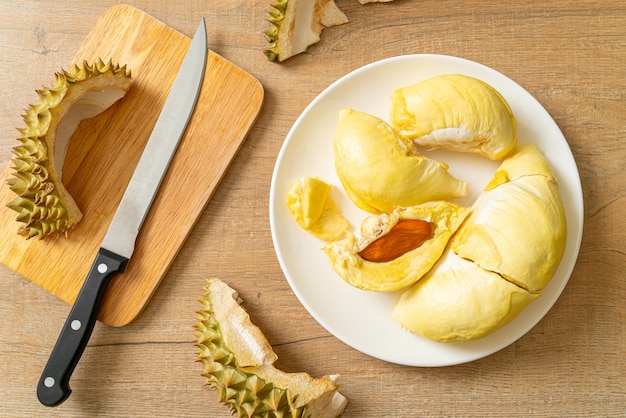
[[0, 5, 263, 326]]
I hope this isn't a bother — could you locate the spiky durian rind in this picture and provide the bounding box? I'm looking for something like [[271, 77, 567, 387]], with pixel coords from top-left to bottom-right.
[[194, 278, 347, 418], [6, 59, 131, 239], [264, 0, 349, 63], [195, 302, 307, 417]]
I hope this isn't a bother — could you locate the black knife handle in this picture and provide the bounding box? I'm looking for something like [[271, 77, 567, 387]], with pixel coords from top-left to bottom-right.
[[37, 247, 129, 407]]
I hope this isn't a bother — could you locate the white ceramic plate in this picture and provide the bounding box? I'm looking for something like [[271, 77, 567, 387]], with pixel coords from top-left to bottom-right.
[[269, 55, 583, 367]]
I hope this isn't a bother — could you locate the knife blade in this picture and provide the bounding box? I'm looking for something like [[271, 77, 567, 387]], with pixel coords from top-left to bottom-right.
[[36, 19, 208, 407]]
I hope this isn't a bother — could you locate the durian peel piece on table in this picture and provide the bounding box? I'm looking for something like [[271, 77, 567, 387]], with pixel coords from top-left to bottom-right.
[[195, 278, 348, 418], [264, 0, 348, 62], [333, 108, 468, 214], [6, 59, 132, 239], [264, 0, 397, 62], [393, 144, 567, 342]]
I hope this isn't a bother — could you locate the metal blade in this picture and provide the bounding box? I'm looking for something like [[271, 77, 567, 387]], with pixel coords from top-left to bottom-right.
[[101, 19, 208, 259]]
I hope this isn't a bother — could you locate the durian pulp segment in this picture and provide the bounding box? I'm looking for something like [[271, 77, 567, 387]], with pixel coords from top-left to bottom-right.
[[54, 89, 128, 178], [450, 144, 567, 292], [333, 108, 468, 214], [392, 251, 537, 342], [290, 177, 330, 228], [286, 176, 351, 242]]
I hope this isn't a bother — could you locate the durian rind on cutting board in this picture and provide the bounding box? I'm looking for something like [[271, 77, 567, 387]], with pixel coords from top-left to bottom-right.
[[6, 59, 132, 239]]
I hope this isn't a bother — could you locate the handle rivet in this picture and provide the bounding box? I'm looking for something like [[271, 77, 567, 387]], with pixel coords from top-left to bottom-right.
[[97, 263, 108, 274], [71, 320, 82, 331], [44, 377, 55, 388]]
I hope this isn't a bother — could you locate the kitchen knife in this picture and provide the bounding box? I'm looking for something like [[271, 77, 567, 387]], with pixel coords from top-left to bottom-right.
[[36, 19, 208, 407]]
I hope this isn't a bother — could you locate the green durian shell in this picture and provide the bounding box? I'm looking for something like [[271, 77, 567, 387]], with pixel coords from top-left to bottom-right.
[[194, 278, 347, 418], [6, 59, 132, 239], [451, 144, 567, 292]]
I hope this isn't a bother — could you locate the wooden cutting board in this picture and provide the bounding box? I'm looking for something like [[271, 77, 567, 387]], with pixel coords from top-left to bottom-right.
[[0, 5, 263, 326]]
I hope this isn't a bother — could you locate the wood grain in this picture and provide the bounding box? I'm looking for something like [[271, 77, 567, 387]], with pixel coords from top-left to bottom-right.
[[0, 1, 624, 417], [0, 5, 263, 326]]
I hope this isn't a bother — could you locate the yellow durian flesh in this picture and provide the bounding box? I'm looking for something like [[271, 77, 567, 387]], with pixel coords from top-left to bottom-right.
[[6, 59, 132, 239], [195, 278, 347, 418], [393, 251, 537, 342], [265, 0, 348, 62], [393, 144, 566, 342], [323, 201, 470, 292], [451, 144, 567, 292], [286, 176, 350, 242], [333, 108, 468, 214], [390, 74, 517, 160]]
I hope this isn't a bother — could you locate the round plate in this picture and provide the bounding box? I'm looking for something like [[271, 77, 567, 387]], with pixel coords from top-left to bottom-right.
[[269, 54, 583, 367]]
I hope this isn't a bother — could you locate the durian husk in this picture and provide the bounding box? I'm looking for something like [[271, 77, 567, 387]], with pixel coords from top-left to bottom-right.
[[195, 278, 348, 418], [6, 59, 132, 239], [264, 0, 349, 62]]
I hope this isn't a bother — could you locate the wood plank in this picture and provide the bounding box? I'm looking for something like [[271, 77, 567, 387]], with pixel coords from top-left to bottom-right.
[[0, 4, 264, 326]]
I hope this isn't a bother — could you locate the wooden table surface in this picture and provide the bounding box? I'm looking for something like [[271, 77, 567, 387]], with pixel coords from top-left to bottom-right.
[[0, 1, 624, 417]]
